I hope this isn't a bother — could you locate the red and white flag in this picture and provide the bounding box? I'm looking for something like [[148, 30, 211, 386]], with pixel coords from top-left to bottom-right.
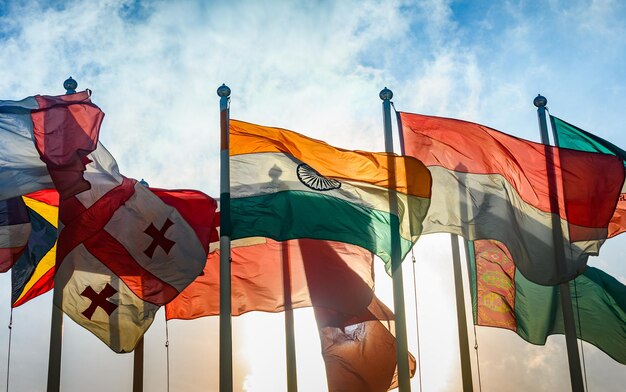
[[49, 144, 216, 352]]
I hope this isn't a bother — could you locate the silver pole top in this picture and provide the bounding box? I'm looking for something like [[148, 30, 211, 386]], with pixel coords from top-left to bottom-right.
[[217, 84, 231, 98], [64, 76, 77, 94], [379, 87, 393, 101], [533, 94, 547, 108]]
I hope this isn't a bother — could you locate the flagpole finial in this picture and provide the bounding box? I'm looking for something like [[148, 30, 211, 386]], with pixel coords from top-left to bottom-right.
[[217, 84, 231, 98], [63, 77, 78, 94], [379, 87, 393, 101], [533, 94, 547, 108]]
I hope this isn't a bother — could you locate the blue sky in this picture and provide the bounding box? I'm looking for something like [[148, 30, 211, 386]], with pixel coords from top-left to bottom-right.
[[0, 0, 625, 391]]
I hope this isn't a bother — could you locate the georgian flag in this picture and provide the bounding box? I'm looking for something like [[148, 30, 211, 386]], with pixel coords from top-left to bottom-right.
[[53, 145, 216, 352]]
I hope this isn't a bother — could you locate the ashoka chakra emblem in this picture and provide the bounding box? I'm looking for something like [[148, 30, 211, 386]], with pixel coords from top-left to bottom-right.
[[296, 164, 341, 191]]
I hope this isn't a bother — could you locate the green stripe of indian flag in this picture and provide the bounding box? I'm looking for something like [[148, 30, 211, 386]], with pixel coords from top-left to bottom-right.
[[231, 192, 413, 266], [230, 152, 430, 265]]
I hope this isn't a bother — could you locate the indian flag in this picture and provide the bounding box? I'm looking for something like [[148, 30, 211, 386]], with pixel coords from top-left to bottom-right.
[[228, 119, 432, 271]]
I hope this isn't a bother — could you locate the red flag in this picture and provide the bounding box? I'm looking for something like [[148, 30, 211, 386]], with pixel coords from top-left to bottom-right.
[[166, 221, 415, 390], [0, 91, 103, 200], [31, 91, 104, 199], [399, 111, 625, 285]]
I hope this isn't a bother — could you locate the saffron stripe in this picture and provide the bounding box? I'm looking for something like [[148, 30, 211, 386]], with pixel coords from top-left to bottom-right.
[[230, 119, 432, 198]]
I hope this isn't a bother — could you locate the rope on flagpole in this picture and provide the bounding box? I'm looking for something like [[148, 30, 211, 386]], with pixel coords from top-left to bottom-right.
[[6, 308, 13, 392], [471, 318, 483, 392], [165, 319, 171, 392], [410, 248, 423, 392], [464, 239, 483, 392]]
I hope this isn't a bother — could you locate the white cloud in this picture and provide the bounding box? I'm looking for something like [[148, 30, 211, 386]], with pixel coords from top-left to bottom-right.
[[1, 1, 625, 391]]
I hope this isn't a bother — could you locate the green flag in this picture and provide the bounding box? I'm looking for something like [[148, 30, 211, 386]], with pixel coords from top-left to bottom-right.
[[552, 116, 626, 237], [468, 239, 626, 365], [551, 116, 626, 161]]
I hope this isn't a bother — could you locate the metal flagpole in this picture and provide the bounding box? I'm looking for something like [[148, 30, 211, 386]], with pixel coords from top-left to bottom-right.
[[395, 104, 473, 391], [380, 87, 411, 392], [133, 178, 150, 392], [217, 83, 233, 392], [534, 94, 584, 392], [449, 134, 474, 390], [46, 76, 77, 392], [451, 235, 474, 391], [282, 243, 298, 392], [132, 337, 144, 392], [47, 280, 64, 392]]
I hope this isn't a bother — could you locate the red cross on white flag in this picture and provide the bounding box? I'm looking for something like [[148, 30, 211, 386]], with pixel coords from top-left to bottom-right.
[[53, 144, 216, 353]]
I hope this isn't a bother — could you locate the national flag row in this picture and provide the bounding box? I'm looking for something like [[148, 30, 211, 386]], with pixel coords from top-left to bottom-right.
[[0, 90, 624, 391]]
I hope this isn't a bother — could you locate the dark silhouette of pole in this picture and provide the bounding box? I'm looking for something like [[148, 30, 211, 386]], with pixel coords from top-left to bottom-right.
[[451, 234, 474, 391], [534, 94, 584, 392], [46, 76, 78, 392], [380, 87, 411, 392], [217, 84, 233, 392], [282, 243, 298, 392]]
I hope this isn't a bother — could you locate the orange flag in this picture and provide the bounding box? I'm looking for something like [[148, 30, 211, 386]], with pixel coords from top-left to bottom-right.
[[166, 228, 415, 390]]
